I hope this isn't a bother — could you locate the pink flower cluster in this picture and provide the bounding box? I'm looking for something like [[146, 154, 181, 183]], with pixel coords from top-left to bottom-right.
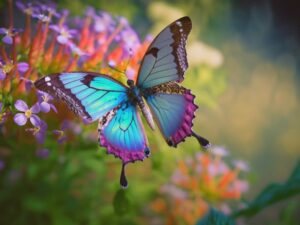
[[151, 146, 249, 225]]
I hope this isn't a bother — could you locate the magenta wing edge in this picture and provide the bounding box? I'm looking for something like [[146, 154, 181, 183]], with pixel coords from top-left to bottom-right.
[[170, 89, 198, 146], [99, 132, 146, 164]]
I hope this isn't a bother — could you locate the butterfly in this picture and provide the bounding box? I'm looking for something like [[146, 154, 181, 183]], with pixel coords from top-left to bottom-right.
[[34, 16, 210, 188]]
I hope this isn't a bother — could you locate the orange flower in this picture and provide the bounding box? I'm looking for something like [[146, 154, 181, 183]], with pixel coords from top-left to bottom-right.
[[151, 146, 249, 224]]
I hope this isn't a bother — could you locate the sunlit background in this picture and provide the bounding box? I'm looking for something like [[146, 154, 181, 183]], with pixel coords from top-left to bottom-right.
[[0, 0, 299, 224]]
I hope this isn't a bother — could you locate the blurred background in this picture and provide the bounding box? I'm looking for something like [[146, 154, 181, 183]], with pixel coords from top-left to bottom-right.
[[0, 0, 299, 224]]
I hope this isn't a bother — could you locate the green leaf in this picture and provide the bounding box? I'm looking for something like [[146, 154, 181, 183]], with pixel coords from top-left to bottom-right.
[[233, 160, 300, 218], [113, 189, 131, 216], [196, 208, 235, 225], [23, 196, 47, 212]]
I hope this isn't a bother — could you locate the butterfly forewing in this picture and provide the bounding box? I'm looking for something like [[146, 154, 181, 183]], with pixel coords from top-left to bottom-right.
[[137, 16, 192, 88], [34, 72, 127, 122]]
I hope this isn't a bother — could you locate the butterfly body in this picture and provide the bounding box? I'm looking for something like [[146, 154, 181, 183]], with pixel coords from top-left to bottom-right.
[[34, 17, 210, 187], [126, 79, 155, 130]]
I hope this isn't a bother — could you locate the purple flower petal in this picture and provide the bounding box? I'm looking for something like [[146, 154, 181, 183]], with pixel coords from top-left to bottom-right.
[[53, 129, 62, 135], [50, 104, 58, 113], [58, 136, 67, 144], [14, 113, 27, 126], [68, 29, 77, 36], [0, 70, 6, 80], [2, 35, 12, 45], [16, 1, 26, 11], [0, 102, 2, 110], [35, 130, 46, 144], [30, 103, 40, 113], [25, 79, 33, 91], [40, 102, 50, 113], [14, 100, 28, 112], [49, 24, 60, 32], [57, 35, 68, 45], [0, 28, 7, 34], [17, 62, 29, 73], [85, 6, 95, 17], [39, 119, 48, 129], [29, 114, 41, 127]]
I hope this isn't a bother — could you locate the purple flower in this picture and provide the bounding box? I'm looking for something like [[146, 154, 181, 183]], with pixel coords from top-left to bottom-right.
[[211, 146, 229, 157], [20, 78, 34, 91], [0, 28, 23, 45], [233, 160, 250, 172], [50, 25, 77, 45], [121, 28, 140, 51], [69, 42, 88, 56], [17, 62, 29, 73], [14, 100, 40, 126], [36, 149, 50, 159], [53, 129, 67, 144], [26, 119, 47, 144], [37, 91, 57, 113], [39, 2, 59, 17], [16, 1, 34, 15], [0, 28, 13, 44], [0, 60, 29, 81], [93, 12, 115, 33], [53, 120, 82, 144], [85, 6, 96, 18], [31, 2, 59, 22]]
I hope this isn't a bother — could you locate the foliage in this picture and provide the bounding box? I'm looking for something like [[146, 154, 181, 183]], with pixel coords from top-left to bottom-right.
[[196, 208, 235, 225], [196, 160, 300, 225], [233, 160, 300, 218]]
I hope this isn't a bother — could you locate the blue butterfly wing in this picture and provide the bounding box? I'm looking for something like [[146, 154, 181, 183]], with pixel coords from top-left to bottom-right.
[[98, 102, 148, 164], [34, 72, 127, 122], [136, 17, 192, 88], [145, 84, 198, 147]]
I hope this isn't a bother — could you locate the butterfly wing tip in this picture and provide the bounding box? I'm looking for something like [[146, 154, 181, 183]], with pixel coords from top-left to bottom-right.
[[120, 163, 129, 189], [121, 184, 129, 189], [202, 142, 212, 149]]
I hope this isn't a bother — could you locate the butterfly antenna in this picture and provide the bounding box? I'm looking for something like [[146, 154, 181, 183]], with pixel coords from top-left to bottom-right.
[[108, 48, 134, 77], [191, 130, 211, 149]]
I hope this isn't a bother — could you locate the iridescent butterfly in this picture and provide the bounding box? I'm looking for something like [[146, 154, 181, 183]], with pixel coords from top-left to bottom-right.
[[35, 17, 210, 187]]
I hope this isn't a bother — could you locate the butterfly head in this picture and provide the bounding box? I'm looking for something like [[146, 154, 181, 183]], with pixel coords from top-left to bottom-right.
[[127, 79, 135, 87]]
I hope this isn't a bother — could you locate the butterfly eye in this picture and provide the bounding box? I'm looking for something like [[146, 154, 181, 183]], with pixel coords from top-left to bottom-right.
[[127, 79, 134, 87]]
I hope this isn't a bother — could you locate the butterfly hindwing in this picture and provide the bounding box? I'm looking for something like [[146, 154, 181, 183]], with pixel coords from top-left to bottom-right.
[[34, 72, 127, 122], [98, 102, 148, 164], [144, 83, 198, 147], [137, 16, 192, 88]]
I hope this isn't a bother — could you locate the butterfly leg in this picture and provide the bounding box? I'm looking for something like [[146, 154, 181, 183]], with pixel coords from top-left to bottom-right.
[[191, 130, 211, 149]]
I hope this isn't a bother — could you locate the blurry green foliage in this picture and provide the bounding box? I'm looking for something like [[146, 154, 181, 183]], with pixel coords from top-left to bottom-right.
[[233, 160, 300, 218], [196, 161, 300, 225], [196, 208, 235, 225]]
